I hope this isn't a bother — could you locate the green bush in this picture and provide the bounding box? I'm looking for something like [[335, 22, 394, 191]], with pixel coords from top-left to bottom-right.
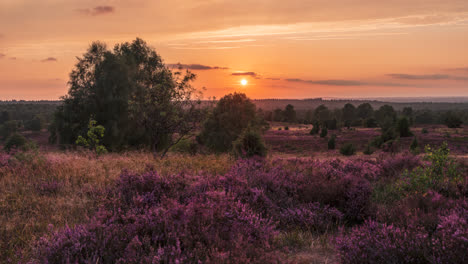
[[320, 127, 328, 138], [4, 133, 27, 152], [363, 118, 378, 128], [284, 126, 289, 131], [328, 134, 336, 150], [76, 119, 108, 156], [232, 128, 267, 158], [340, 143, 356, 156]]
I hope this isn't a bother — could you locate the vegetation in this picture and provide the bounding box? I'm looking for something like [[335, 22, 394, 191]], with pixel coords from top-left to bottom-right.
[[328, 134, 336, 150], [340, 143, 356, 156], [232, 127, 268, 158], [49, 38, 201, 156], [198, 92, 265, 153], [75, 119, 108, 156]]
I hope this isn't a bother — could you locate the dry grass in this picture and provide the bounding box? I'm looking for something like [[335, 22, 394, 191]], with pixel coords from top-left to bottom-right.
[[0, 151, 233, 261]]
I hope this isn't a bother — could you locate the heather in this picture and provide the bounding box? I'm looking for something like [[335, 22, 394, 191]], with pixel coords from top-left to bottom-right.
[[1, 128, 468, 262]]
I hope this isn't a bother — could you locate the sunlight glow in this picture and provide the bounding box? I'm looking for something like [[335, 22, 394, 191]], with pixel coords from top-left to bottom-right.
[[241, 79, 248, 86]]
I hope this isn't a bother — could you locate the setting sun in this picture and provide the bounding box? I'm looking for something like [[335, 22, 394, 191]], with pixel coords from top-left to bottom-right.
[[241, 79, 248, 86]]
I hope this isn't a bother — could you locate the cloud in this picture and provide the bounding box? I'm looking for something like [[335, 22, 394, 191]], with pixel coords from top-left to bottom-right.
[[41, 57, 57, 62], [265, 77, 281, 80], [285, 78, 408, 87], [77, 6, 115, 16], [167, 63, 228, 70], [9, 57, 16, 60], [0, 53, 5, 59], [231, 72, 257, 76], [388, 73, 468, 81], [448, 67, 468, 72]]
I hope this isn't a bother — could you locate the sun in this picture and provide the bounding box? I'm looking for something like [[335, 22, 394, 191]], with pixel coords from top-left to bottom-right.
[[240, 79, 248, 86]]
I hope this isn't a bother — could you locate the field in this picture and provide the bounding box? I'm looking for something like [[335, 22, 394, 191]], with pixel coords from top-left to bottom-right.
[[1, 125, 467, 263]]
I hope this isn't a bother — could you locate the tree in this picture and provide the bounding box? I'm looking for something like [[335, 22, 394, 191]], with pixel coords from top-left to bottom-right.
[[314, 105, 331, 125], [4, 133, 27, 152], [320, 127, 328, 138], [24, 117, 42, 132], [342, 103, 356, 128], [0, 111, 9, 125], [232, 127, 267, 158], [356, 103, 374, 120], [443, 112, 463, 128], [273, 108, 283, 122], [396, 117, 412, 137], [375, 105, 396, 126], [198, 93, 260, 152], [49, 38, 201, 156], [283, 104, 297, 123], [328, 134, 336, 150], [1, 120, 18, 139]]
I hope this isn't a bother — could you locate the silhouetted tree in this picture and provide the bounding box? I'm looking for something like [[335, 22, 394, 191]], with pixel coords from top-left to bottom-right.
[[283, 104, 297, 123], [198, 93, 262, 152], [356, 103, 374, 120], [49, 38, 201, 156], [342, 103, 356, 128]]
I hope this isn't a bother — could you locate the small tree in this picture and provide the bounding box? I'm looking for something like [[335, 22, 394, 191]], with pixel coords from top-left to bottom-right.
[[310, 121, 320, 135], [410, 137, 419, 154], [320, 127, 328, 138], [232, 127, 267, 158], [328, 134, 336, 150], [76, 119, 108, 156], [396, 117, 412, 137]]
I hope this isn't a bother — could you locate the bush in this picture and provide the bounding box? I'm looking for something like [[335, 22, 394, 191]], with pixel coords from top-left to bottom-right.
[[320, 127, 328, 138], [363, 118, 378, 128], [284, 126, 289, 130], [443, 112, 463, 128], [4, 133, 27, 152], [421, 128, 428, 134], [340, 143, 356, 156], [328, 135, 336, 150], [363, 144, 374, 155], [232, 128, 267, 158], [410, 137, 419, 153], [309, 121, 320, 135], [335, 220, 430, 264]]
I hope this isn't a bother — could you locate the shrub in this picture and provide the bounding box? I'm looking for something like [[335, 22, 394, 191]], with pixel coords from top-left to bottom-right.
[[410, 137, 419, 153], [328, 135, 336, 150], [421, 128, 428, 134], [309, 121, 320, 135], [284, 126, 289, 130], [443, 112, 463, 128], [232, 128, 267, 158], [363, 144, 374, 155], [320, 127, 328, 138], [279, 202, 343, 233], [75, 119, 108, 156], [4, 133, 27, 152], [335, 221, 430, 264], [340, 143, 355, 156], [363, 118, 378, 128], [382, 139, 399, 154]]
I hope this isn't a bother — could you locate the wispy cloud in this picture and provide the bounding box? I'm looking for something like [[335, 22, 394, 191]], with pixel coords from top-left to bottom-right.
[[285, 78, 408, 87], [77, 6, 115, 16], [167, 63, 229, 70], [41, 57, 57, 62], [0, 53, 5, 59], [388, 73, 468, 81], [231, 72, 257, 77]]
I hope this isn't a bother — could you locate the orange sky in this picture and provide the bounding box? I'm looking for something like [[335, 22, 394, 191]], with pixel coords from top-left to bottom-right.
[[1, 0, 468, 100]]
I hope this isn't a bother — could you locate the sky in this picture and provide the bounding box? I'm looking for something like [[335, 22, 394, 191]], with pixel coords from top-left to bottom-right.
[[1, 0, 468, 100]]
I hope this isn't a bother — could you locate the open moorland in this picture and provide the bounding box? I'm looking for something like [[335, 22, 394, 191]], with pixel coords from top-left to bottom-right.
[[1, 122, 467, 263]]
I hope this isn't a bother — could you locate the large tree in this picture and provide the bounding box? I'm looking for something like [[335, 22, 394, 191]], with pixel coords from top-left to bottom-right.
[[198, 93, 262, 152], [49, 38, 201, 155]]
